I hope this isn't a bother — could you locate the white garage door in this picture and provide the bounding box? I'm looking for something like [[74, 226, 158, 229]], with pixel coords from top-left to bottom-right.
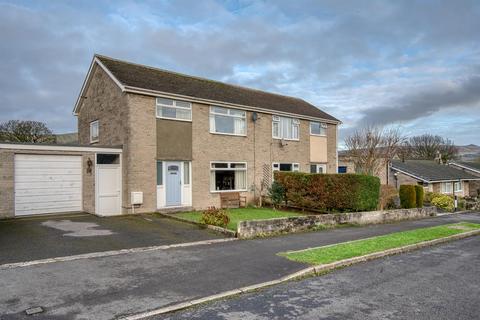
[[15, 154, 82, 216]]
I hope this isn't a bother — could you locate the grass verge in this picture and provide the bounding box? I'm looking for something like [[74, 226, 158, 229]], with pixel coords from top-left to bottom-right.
[[279, 222, 480, 265], [176, 207, 303, 231]]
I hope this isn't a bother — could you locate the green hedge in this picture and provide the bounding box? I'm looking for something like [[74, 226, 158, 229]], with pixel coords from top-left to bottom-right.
[[274, 172, 380, 212], [399, 185, 416, 208], [415, 185, 424, 208]]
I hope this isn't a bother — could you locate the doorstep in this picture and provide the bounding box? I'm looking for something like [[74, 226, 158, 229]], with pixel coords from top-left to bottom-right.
[[156, 206, 193, 214]]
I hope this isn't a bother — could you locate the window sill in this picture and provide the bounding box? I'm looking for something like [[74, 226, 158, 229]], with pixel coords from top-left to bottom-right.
[[210, 131, 247, 137], [310, 133, 327, 137], [272, 137, 300, 142], [90, 139, 99, 144], [210, 189, 248, 193], [156, 116, 192, 122]]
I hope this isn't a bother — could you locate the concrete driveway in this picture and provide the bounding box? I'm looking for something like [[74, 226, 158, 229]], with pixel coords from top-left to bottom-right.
[[0, 213, 223, 265]]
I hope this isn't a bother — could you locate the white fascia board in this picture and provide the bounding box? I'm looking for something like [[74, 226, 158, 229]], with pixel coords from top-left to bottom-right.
[[72, 57, 125, 115], [124, 86, 341, 125], [449, 162, 480, 174], [0, 143, 122, 153]]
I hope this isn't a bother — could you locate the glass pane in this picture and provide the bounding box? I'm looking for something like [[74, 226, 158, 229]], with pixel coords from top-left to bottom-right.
[[230, 109, 246, 117], [212, 163, 228, 168], [235, 170, 246, 190], [310, 122, 320, 135], [215, 170, 235, 190], [157, 97, 174, 106], [214, 115, 235, 133], [272, 122, 279, 138], [212, 106, 228, 114], [175, 100, 191, 109], [176, 108, 192, 120], [97, 154, 119, 164], [184, 162, 190, 184], [157, 161, 163, 185], [310, 165, 316, 173], [161, 106, 177, 118], [280, 163, 292, 171], [231, 163, 246, 168]]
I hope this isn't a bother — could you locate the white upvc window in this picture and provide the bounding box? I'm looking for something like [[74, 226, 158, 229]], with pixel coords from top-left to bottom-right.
[[210, 161, 247, 192], [454, 181, 462, 192], [272, 116, 299, 140], [272, 162, 300, 172], [310, 121, 327, 136], [90, 120, 99, 143], [209, 106, 246, 136], [156, 97, 192, 121], [310, 163, 327, 173]]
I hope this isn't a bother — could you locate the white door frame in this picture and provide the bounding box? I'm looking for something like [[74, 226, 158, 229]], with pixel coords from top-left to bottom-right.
[[157, 160, 192, 208], [95, 153, 122, 216]]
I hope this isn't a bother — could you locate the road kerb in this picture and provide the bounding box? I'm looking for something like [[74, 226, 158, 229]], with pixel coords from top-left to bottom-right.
[[118, 228, 480, 320]]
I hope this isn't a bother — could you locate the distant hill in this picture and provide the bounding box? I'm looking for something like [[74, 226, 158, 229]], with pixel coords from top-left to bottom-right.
[[457, 144, 480, 162], [55, 132, 78, 145]]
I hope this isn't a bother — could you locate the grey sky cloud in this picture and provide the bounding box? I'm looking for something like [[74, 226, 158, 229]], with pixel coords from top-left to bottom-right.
[[0, 0, 479, 144]]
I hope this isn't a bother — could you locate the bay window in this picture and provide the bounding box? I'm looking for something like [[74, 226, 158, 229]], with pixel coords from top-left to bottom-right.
[[156, 97, 192, 121], [272, 116, 299, 140], [210, 162, 247, 191], [210, 106, 246, 135]]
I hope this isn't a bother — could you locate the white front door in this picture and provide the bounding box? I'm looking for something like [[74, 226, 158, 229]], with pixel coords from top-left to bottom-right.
[[96, 155, 121, 216], [165, 161, 182, 206]]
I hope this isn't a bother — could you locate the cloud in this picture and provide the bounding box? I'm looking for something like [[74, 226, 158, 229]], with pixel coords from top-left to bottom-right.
[[0, 0, 479, 145]]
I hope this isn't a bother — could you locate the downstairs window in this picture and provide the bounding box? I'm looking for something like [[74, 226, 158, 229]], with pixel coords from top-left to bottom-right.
[[210, 162, 247, 191]]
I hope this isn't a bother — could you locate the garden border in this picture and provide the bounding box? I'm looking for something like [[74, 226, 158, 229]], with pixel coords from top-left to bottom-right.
[[157, 212, 237, 237]]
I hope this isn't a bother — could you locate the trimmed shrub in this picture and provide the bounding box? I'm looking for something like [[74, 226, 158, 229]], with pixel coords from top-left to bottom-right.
[[431, 195, 454, 212], [268, 181, 286, 208], [399, 185, 416, 209], [379, 185, 399, 210], [274, 172, 380, 212], [424, 191, 441, 204], [415, 185, 424, 208], [200, 207, 230, 228]]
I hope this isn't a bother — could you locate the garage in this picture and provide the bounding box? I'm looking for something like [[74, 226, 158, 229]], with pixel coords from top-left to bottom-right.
[[14, 154, 83, 216]]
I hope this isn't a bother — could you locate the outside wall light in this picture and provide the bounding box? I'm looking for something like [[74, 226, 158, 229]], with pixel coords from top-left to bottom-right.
[[86, 158, 93, 174]]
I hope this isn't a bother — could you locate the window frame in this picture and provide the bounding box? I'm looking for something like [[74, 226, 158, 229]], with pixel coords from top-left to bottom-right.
[[310, 121, 327, 136], [210, 161, 248, 193], [441, 182, 453, 193], [272, 162, 300, 172], [90, 120, 99, 143], [272, 116, 300, 141], [310, 163, 327, 174], [156, 97, 192, 122], [209, 106, 247, 136], [454, 181, 462, 192]]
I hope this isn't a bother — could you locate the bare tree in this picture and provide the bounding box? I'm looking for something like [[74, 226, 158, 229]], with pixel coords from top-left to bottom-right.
[[0, 120, 55, 143], [345, 126, 404, 176], [406, 134, 458, 163]]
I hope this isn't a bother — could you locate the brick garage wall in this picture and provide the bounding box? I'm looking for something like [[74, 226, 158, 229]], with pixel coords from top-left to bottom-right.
[[326, 123, 338, 173], [237, 207, 438, 238], [191, 103, 329, 210], [0, 150, 14, 218], [0, 148, 96, 218]]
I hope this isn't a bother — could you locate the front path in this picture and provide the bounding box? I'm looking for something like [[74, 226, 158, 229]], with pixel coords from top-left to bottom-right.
[[1, 212, 479, 319]]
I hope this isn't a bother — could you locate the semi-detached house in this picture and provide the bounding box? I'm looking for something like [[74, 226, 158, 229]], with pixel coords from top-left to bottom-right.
[[72, 55, 340, 214]]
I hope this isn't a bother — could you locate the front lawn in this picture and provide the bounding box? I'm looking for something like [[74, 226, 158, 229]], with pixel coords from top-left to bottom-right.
[[176, 207, 303, 231], [279, 222, 480, 265]]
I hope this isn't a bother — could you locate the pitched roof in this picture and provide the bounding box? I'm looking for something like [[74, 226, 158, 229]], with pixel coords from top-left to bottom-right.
[[391, 160, 480, 182], [94, 55, 339, 122], [451, 161, 480, 173]]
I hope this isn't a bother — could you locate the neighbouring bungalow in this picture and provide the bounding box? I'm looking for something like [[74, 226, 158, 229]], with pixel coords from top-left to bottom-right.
[[449, 162, 480, 197], [389, 160, 480, 197]]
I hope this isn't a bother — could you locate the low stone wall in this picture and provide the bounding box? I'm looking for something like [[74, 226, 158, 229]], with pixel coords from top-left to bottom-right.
[[237, 207, 438, 239]]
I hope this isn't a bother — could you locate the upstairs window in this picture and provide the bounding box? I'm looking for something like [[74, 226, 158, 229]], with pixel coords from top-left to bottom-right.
[[310, 122, 327, 136], [210, 106, 246, 136], [272, 116, 299, 140], [156, 97, 192, 121], [90, 120, 99, 143]]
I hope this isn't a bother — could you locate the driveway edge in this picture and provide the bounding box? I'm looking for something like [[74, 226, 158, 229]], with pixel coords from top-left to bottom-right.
[[118, 228, 480, 320], [0, 238, 237, 270]]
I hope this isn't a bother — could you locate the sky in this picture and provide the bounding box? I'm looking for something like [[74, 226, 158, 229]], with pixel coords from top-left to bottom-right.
[[1, 0, 479, 145]]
